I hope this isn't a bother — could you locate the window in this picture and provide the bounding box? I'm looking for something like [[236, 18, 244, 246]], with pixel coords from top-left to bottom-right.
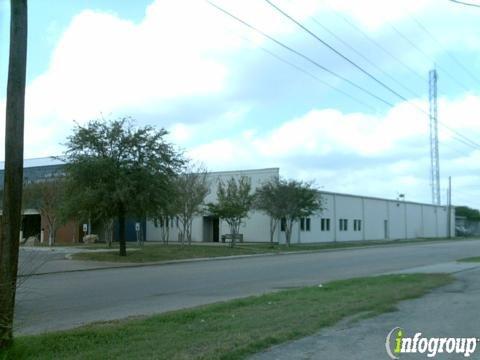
[[353, 219, 362, 231], [300, 217, 311, 232], [280, 218, 286, 232], [339, 219, 348, 231], [321, 218, 330, 231]]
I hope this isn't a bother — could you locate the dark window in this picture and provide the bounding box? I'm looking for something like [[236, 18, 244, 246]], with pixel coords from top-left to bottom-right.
[[306, 218, 311, 231], [300, 218, 305, 231], [281, 218, 286, 232], [344, 219, 348, 231], [353, 219, 362, 231], [321, 218, 331, 231]]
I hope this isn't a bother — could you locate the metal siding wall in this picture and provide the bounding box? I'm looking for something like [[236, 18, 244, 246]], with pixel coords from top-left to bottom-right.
[[406, 204, 423, 238], [436, 206, 448, 237], [388, 202, 407, 240], [364, 199, 388, 240], [422, 205, 437, 237], [335, 195, 363, 241]]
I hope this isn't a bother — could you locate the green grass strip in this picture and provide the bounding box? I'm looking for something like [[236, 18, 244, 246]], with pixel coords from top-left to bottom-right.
[[457, 256, 480, 262], [1, 273, 451, 360], [70, 238, 474, 263]]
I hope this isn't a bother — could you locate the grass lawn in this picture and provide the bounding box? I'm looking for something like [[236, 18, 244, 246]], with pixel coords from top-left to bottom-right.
[[457, 256, 480, 262], [71, 244, 272, 262], [70, 237, 471, 263], [1, 273, 452, 360]]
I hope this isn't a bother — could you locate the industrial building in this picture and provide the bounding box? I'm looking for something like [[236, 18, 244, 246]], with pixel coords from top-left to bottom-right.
[[146, 168, 455, 243], [0, 159, 455, 244]]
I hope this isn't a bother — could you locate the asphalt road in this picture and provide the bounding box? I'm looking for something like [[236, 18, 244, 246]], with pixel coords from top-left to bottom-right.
[[14, 239, 480, 335]]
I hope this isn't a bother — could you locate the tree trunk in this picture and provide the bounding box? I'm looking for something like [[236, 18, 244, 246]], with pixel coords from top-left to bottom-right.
[[118, 204, 126, 256], [0, 0, 28, 349], [187, 219, 192, 245], [284, 219, 293, 247], [269, 217, 277, 245]]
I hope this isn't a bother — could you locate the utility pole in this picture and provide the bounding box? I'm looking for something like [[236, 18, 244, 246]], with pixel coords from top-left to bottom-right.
[[429, 69, 441, 205], [447, 176, 452, 237]]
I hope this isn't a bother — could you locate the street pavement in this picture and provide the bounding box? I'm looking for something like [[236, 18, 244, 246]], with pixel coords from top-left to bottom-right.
[[14, 239, 480, 336], [250, 265, 480, 360]]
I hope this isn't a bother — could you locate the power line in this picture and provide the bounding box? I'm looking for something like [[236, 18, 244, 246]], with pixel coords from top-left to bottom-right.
[[321, 2, 427, 84], [388, 23, 472, 92], [207, 0, 396, 108], [264, 0, 414, 104], [406, 13, 480, 87], [309, 18, 422, 99], [234, 34, 377, 111], [263, 0, 480, 150], [208, 1, 480, 152], [449, 0, 480, 8]]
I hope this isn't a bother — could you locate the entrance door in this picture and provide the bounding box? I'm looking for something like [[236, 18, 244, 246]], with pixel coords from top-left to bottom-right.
[[212, 218, 219, 242], [203, 216, 220, 242]]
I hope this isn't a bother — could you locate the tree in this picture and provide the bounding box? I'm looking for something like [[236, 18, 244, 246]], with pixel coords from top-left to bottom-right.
[[0, 0, 28, 349], [62, 118, 183, 256], [172, 165, 209, 245], [207, 176, 254, 247], [455, 206, 480, 221], [254, 178, 284, 244], [23, 177, 65, 246], [263, 179, 322, 247]]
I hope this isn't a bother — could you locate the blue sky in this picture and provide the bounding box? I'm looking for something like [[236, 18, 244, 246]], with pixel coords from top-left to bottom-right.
[[1, 0, 480, 208]]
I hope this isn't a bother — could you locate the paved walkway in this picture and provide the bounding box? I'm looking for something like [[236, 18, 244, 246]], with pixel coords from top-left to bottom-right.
[[18, 246, 128, 276], [250, 264, 480, 360]]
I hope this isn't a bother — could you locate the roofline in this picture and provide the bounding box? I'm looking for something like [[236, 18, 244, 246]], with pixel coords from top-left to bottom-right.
[[319, 190, 452, 208], [206, 167, 280, 176]]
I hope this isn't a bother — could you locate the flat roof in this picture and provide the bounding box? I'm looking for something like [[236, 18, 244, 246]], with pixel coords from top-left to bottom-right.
[[0, 156, 65, 170], [0, 159, 451, 208], [319, 190, 449, 208]]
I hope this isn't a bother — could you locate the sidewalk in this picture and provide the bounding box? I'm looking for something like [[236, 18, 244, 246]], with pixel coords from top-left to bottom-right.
[[250, 263, 480, 360]]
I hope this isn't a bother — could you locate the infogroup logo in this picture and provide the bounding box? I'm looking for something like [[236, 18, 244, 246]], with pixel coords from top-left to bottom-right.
[[385, 327, 479, 359]]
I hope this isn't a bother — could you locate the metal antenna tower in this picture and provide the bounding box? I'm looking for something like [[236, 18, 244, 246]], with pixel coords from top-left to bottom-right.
[[429, 69, 441, 205]]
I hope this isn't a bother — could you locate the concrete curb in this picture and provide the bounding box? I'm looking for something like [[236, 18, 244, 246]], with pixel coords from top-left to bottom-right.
[[21, 239, 479, 277]]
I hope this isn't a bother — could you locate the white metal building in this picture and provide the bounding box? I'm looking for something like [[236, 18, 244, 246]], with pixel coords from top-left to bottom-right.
[[146, 168, 455, 243]]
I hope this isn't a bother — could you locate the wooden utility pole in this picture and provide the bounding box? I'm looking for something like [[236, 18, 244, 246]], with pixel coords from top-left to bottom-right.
[[0, 0, 28, 348]]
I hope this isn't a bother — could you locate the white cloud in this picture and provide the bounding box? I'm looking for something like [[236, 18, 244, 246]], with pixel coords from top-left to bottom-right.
[[187, 94, 480, 205], [1, 0, 479, 210], [321, 0, 433, 31]]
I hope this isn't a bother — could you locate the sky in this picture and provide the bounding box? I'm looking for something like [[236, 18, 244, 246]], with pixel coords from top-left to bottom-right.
[[0, 0, 479, 208]]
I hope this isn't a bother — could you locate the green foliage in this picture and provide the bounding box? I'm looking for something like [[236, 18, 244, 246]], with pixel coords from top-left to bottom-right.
[[455, 206, 480, 220], [62, 117, 184, 254], [255, 178, 323, 245], [208, 177, 254, 246], [169, 166, 210, 245]]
